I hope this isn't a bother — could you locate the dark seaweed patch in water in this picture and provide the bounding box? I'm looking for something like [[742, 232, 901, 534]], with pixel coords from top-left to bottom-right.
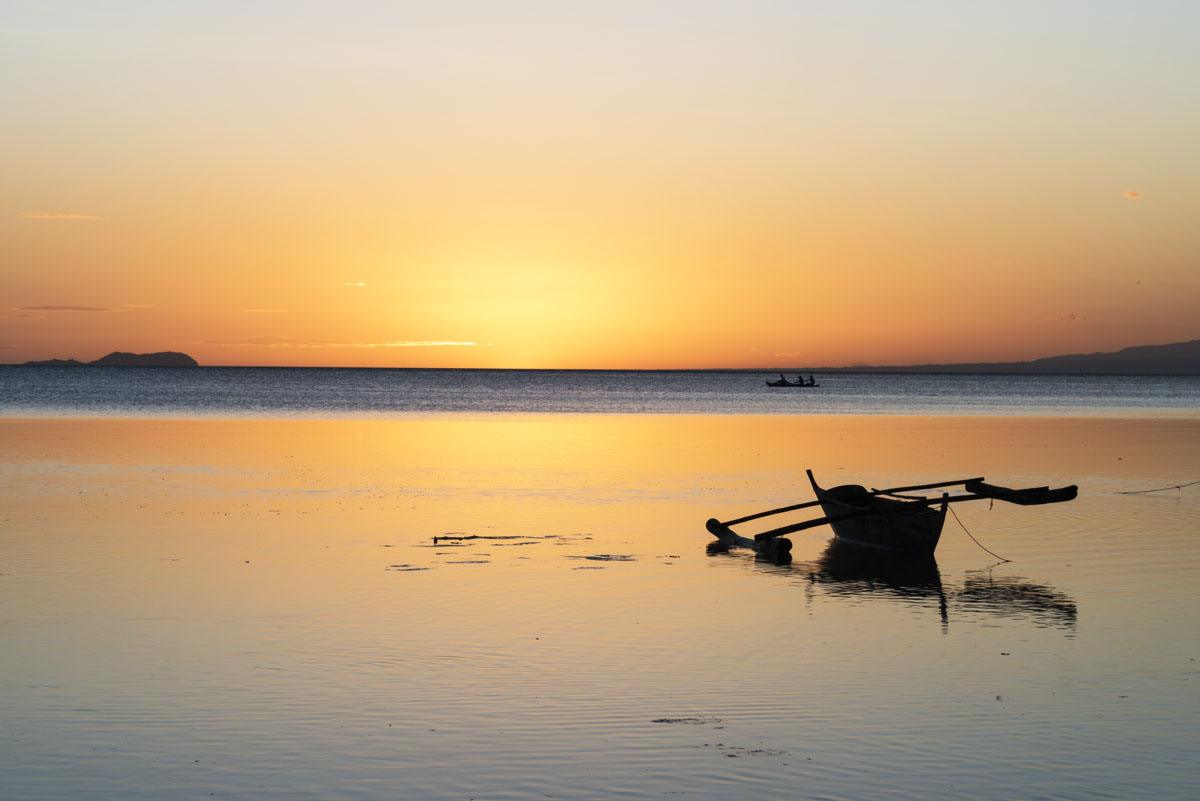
[[567, 554, 636, 562], [694, 743, 787, 758], [573, 566, 606, 570], [433, 533, 557, 543], [652, 716, 722, 725], [433, 533, 591, 546], [434, 534, 524, 542], [445, 559, 490, 564]]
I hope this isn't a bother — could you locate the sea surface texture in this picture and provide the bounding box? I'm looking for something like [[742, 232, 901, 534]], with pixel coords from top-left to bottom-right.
[[1, 414, 1198, 801], [3, 365, 1200, 416]]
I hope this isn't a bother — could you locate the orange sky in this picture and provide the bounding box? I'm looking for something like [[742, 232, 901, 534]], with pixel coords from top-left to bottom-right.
[[3, 3, 1198, 368]]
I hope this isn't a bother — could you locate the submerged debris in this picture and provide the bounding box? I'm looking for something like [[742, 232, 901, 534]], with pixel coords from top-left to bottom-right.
[[434, 534, 526, 543], [566, 554, 636, 562]]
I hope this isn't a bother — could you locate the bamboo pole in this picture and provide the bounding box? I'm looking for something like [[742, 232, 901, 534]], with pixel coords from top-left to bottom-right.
[[869, 477, 984, 496], [753, 494, 983, 541], [722, 498, 824, 526]]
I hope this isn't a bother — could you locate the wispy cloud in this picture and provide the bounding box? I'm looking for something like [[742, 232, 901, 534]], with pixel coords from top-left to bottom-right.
[[18, 305, 115, 312], [1123, 190, 1141, 200], [240, 308, 289, 313], [21, 212, 108, 221], [377, 341, 478, 348], [344, 282, 366, 287], [207, 336, 478, 349], [0, 345, 19, 350], [122, 304, 153, 309]]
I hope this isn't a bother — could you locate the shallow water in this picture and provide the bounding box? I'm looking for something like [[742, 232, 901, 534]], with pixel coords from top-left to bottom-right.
[[1, 415, 1198, 800]]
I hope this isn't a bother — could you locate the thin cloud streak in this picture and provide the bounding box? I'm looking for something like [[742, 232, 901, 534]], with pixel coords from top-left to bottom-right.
[[18, 305, 115, 312], [21, 212, 108, 221], [344, 282, 366, 287], [206, 337, 478, 349], [240, 308, 289, 313]]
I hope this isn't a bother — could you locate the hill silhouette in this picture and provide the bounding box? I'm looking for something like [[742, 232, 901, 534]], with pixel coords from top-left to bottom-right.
[[799, 339, 1200, 375], [23, 351, 199, 367], [90, 351, 199, 367], [20, 358, 88, 367]]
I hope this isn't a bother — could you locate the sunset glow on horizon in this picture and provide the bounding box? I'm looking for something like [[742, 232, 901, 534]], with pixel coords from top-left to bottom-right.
[[3, 2, 1198, 368]]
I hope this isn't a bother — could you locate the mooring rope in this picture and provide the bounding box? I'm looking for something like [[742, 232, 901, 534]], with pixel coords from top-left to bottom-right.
[[949, 504, 1010, 563], [1116, 479, 1200, 495]]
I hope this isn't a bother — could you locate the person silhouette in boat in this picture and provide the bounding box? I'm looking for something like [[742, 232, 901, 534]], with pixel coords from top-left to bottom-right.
[[779, 374, 787, 384], [807, 374, 816, 386]]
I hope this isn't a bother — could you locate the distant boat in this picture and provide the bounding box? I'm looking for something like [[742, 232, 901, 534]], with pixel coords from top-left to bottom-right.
[[766, 376, 819, 388], [707, 469, 1077, 560]]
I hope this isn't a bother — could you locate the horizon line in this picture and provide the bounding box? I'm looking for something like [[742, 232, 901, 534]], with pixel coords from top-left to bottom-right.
[[4, 334, 1197, 372]]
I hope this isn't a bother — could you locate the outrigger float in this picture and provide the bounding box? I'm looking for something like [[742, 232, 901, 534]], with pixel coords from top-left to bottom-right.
[[707, 469, 1077, 561]]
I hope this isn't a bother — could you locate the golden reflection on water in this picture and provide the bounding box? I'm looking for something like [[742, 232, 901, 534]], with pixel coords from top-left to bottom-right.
[[1, 415, 1198, 801]]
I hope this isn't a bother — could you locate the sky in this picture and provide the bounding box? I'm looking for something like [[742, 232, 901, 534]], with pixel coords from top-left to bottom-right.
[[2, 1, 1198, 368]]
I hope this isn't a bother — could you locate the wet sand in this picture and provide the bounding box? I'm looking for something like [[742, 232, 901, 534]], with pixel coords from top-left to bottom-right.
[[2, 415, 1198, 800]]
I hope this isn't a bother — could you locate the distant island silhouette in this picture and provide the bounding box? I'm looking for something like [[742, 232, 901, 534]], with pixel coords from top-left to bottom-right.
[[784, 338, 1200, 376], [7, 339, 1200, 374], [23, 351, 199, 367]]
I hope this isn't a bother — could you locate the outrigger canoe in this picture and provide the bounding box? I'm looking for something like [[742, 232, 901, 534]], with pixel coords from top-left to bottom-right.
[[707, 469, 1077, 560], [766, 378, 819, 387]]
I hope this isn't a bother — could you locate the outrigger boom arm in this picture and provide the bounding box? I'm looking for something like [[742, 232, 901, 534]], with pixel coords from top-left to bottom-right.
[[871, 477, 984, 495], [722, 498, 824, 526], [709, 476, 1078, 543], [753, 492, 968, 542], [722, 476, 986, 527]]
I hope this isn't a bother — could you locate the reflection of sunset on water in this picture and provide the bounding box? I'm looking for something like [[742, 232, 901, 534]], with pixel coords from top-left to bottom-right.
[[2, 414, 1198, 799]]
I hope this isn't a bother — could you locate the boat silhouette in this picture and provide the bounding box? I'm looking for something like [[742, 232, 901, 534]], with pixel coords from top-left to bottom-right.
[[707, 469, 1078, 558]]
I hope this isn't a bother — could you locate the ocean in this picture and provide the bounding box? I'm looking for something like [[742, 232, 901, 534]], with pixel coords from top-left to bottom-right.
[[2, 366, 1199, 417], [2, 371, 1198, 801]]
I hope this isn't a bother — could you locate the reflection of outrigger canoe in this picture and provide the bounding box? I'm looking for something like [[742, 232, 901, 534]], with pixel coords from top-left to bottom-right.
[[707, 469, 1077, 559], [709, 538, 1077, 630]]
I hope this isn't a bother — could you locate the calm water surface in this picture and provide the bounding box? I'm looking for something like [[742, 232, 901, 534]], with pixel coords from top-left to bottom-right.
[[1, 415, 1198, 800], [3, 366, 1200, 416]]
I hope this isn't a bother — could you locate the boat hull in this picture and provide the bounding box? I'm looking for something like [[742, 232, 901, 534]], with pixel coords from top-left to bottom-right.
[[810, 476, 947, 555]]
